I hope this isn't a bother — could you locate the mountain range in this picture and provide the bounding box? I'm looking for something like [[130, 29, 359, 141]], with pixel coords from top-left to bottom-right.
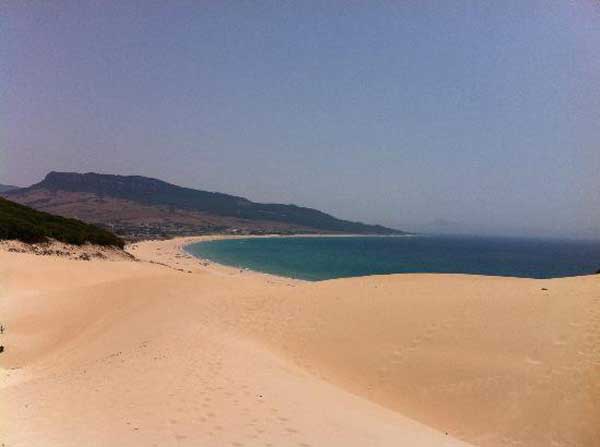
[[2, 172, 405, 239]]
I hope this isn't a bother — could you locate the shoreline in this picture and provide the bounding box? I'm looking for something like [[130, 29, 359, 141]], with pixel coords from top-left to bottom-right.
[[127, 235, 311, 284], [128, 233, 413, 283], [138, 234, 600, 283]]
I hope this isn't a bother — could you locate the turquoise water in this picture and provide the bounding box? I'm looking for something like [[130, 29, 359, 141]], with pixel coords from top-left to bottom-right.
[[185, 235, 600, 281]]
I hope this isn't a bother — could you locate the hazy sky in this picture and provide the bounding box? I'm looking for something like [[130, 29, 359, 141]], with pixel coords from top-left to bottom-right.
[[2, 1, 599, 238]]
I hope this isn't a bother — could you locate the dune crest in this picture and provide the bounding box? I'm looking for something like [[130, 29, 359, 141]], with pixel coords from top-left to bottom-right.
[[1, 238, 598, 446]]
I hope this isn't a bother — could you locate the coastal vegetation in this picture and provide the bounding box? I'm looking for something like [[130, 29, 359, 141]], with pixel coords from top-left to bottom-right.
[[0, 196, 124, 248]]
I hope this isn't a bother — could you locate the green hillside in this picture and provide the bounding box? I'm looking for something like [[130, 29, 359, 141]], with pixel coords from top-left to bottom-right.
[[0, 197, 124, 248]]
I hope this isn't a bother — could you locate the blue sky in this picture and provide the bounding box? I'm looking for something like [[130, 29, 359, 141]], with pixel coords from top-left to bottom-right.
[[2, 1, 599, 237]]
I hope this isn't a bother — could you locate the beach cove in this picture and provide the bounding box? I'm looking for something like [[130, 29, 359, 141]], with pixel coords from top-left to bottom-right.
[[185, 235, 600, 281]]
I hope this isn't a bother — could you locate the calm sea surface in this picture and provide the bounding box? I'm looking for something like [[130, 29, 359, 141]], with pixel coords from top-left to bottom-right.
[[185, 235, 600, 281]]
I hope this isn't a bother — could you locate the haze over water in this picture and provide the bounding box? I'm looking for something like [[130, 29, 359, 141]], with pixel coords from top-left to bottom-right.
[[187, 235, 600, 281]]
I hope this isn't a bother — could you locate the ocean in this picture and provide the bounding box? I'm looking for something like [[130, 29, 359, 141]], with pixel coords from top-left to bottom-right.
[[185, 235, 600, 281]]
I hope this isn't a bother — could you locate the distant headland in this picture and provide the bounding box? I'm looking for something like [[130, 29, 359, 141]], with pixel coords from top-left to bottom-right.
[[1, 171, 408, 240]]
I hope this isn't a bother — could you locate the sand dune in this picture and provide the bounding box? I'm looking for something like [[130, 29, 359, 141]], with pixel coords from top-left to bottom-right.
[[1, 238, 598, 446]]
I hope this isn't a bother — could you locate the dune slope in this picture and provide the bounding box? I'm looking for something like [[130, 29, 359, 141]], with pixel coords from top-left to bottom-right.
[[1, 239, 599, 446]]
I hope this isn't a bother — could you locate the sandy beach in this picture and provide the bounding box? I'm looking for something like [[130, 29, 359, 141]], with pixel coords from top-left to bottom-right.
[[1, 237, 598, 446]]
